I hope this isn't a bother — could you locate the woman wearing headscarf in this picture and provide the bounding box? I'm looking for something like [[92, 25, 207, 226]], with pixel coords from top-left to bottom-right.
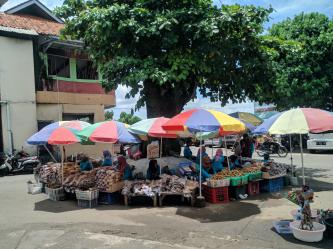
[[79, 155, 92, 171], [212, 148, 225, 173], [118, 156, 134, 180], [191, 155, 212, 181], [102, 150, 112, 166], [196, 146, 208, 165], [146, 159, 160, 180]]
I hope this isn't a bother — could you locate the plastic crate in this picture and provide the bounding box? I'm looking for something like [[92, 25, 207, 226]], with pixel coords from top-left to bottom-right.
[[247, 181, 260, 196], [207, 178, 230, 188], [75, 189, 99, 200], [202, 184, 229, 204], [77, 198, 98, 208], [46, 187, 66, 201], [241, 174, 249, 185], [98, 192, 120, 205], [229, 185, 247, 200], [260, 177, 284, 193], [248, 171, 262, 181], [230, 176, 242, 186]]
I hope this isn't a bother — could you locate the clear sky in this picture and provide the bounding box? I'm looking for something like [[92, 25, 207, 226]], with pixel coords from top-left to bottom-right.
[[2, 0, 333, 118]]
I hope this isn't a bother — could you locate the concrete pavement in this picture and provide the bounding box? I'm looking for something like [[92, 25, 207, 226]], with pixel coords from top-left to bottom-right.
[[0, 174, 332, 249]]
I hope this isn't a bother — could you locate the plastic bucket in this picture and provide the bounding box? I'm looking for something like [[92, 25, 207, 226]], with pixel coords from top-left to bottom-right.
[[290, 221, 326, 242]]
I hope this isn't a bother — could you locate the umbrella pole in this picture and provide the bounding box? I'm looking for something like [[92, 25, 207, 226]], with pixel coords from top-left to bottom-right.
[[199, 135, 202, 197], [299, 134, 305, 185], [289, 134, 293, 176], [224, 136, 230, 170], [43, 144, 57, 163], [211, 138, 214, 159], [61, 145, 64, 185], [160, 137, 162, 175]]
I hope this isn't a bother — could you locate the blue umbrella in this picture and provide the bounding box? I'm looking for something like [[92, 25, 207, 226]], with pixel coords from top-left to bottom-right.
[[253, 112, 283, 135]]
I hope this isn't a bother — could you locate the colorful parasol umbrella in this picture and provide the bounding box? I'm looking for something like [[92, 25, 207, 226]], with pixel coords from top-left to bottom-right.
[[77, 121, 141, 144], [268, 108, 333, 134], [229, 112, 263, 126], [27, 121, 90, 145], [162, 109, 246, 134], [129, 117, 177, 138], [268, 108, 333, 185], [253, 112, 283, 135], [163, 108, 246, 198]]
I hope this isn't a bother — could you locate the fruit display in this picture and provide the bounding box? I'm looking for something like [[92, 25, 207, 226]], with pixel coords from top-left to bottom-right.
[[211, 169, 243, 180], [242, 163, 262, 173]]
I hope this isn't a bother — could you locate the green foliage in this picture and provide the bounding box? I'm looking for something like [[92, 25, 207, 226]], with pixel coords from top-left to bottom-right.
[[56, 0, 273, 116], [259, 12, 333, 111], [104, 110, 114, 120], [118, 111, 141, 125]]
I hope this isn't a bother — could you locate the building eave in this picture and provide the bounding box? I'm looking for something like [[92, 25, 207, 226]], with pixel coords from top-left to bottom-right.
[[5, 0, 63, 23]]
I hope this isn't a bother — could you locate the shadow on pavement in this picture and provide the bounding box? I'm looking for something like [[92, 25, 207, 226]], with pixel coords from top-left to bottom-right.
[[175, 201, 260, 223], [34, 199, 78, 213], [296, 167, 331, 179], [270, 227, 333, 249]]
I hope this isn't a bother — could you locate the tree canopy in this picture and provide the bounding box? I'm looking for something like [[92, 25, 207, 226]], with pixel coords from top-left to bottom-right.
[[56, 0, 273, 117], [104, 110, 114, 120], [118, 111, 142, 125], [257, 12, 333, 111]]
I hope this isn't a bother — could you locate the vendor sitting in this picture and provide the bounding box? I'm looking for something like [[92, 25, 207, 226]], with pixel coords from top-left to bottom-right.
[[196, 146, 208, 165], [184, 143, 193, 159], [229, 155, 241, 170], [102, 150, 113, 166], [190, 156, 212, 181], [79, 155, 92, 171], [146, 159, 160, 180], [118, 156, 135, 180], [212, 149, 225, 173]]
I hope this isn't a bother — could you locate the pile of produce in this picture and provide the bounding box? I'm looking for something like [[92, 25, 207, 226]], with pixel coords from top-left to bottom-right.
[[63, 163, 80, 177], [160, 175, 186, 193], [122, 180, 157, 197], [242, 163, 262, 173], [122, 175, 198, 197], [36, 163, 62, 186], [95, 166, 122, 192], [63, 169, 97, 192], [262, 162, 287, 177], [211, 169, 243, 180]]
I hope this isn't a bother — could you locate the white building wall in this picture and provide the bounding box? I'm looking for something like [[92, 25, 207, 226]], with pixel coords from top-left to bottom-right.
[[0, 36, 37, 154]]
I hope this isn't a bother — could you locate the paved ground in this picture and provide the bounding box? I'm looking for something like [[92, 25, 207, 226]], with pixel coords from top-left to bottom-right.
[[0, 152, 332, 249]]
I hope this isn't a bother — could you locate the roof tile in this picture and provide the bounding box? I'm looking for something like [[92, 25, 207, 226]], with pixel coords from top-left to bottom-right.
[[0, 13, 63, 35]]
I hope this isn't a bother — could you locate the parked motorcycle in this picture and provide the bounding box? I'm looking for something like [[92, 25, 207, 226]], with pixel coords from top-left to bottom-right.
[[0, 150, 41, 176], [256, 141, 288, 157]]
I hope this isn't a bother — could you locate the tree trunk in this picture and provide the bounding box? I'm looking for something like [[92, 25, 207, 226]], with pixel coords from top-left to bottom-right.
[[144, 79, 196, 118], [143, 79, 197, 156]]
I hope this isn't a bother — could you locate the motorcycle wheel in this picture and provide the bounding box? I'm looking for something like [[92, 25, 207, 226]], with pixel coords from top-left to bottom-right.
[[278, 147, 288, 157]]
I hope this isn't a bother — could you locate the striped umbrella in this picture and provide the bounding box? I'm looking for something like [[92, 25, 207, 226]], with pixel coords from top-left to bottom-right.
[[129, 117, 177, 138], [163, 108, 246, 198], [162, 109, 246, 134], [260, 108, 333, 185], [229, 112, 263, 126], [77, 121, 141, 144], [27, 121, 90, 145]]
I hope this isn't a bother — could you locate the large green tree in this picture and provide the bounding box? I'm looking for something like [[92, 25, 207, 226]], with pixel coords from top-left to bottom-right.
[[258, 13, 333, 111], [56, 0, 273, 117]]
